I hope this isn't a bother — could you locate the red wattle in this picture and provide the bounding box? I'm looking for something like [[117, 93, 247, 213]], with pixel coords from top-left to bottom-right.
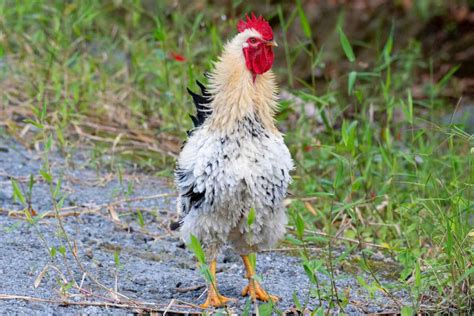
[[243, 45, 274, 77]]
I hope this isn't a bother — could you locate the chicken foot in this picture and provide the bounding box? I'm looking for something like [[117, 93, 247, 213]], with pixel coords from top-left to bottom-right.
[[241, 255, 279, 303], [201, 259, 234, 308]]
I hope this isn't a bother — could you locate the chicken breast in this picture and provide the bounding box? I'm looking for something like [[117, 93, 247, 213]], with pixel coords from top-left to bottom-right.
[[176, 113, 292, 257]]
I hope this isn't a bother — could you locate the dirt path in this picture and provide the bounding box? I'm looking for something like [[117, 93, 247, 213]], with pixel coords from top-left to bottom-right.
[[0, 135, 409, 314]]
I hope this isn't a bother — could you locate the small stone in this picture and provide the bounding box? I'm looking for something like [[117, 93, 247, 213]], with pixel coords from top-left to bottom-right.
[[371, 251, 385, 261], [85, 248, 93, 259], [0, 187, 13, 200], [132, 275, 147, 286]]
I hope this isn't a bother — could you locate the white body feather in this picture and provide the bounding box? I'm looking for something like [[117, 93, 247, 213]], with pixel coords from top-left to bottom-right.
[[175, 29, 293, 258]]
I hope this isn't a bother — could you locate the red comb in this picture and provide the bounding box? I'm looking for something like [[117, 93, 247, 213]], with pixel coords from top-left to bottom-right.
[[237, 13, 273, 41]]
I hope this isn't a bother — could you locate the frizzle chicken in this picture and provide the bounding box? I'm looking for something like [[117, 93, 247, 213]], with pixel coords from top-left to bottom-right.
[[175, 13, 293, 308]]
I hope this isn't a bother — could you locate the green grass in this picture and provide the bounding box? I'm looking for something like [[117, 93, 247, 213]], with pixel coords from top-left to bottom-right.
[[0, 0, 472, 313]]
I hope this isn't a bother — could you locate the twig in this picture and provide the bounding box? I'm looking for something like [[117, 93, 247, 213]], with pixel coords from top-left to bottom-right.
[[301, 228, 391, 250], [73, 124, 178, 158], [174, 284, 206, 293], [0, 294, 200, 313], [6, 193, 175, 219], [163, 298, 176, 315], [174, 299, 207, 310], [261, 246, 323, 252]]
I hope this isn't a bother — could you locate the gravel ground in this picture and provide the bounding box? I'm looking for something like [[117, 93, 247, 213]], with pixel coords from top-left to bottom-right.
[[0, 135, 409, 315]]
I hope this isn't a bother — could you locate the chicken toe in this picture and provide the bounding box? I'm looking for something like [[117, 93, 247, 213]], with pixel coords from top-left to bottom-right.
[[242, 279, 279, 302], [201, 290, 234, 308]]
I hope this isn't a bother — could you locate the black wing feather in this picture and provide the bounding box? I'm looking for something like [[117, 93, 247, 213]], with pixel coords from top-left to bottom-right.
[[172, 80, 212, 230], [171, 168, 206, 230], [187, 80, 212, 131], [189, 114, 199, 127], [196, 80, 211, 97]]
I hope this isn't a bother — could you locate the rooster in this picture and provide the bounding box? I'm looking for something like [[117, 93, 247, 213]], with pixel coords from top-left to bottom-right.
[[175, 13, 293, 308]]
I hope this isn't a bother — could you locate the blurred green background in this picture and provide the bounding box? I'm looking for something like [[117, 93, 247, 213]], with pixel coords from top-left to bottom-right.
[[0, 0, 472, 312]]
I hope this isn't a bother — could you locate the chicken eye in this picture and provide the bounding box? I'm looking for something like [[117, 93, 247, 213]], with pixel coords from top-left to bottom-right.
[[249, 37, 257, 44]]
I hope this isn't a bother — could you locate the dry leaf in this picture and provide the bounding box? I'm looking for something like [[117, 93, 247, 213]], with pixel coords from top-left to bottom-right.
[[73, 240, 78, 257], [304, 202, 317, 216], [28, 206, 37, 217], [34, 264, 50, 288], [112, 133, 123, 152], [108, 206, 121, 223]]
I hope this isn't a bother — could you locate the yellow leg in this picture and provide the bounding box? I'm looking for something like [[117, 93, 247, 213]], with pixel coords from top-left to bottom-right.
[[200, 259, 234, 308], [241, 255, 279, 303]]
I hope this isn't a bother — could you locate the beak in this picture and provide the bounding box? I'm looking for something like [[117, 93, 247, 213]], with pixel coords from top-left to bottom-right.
[[266, 40, 278, 47]]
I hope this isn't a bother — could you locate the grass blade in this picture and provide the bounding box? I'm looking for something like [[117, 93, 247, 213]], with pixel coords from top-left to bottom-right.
[[337, 26, 355, 62], [348, 71, 357, 95], [296, 0, 312, 40]]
